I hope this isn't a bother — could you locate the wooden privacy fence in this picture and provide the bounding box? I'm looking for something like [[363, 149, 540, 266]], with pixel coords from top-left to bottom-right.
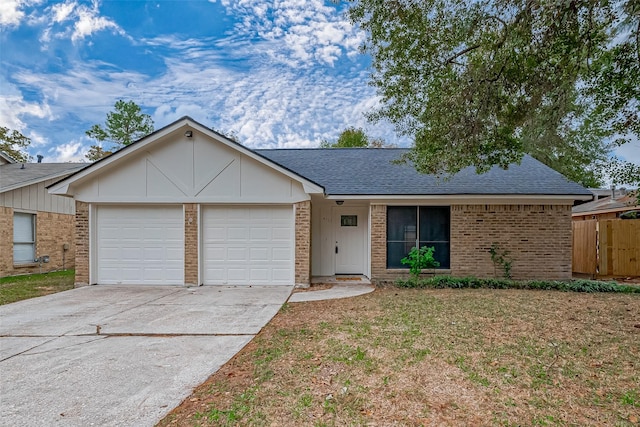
[[572, 219, 640, 277]]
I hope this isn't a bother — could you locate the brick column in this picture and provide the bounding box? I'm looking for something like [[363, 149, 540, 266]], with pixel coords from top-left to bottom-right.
[[184, 203, 198, 286], [294, 200, 311, 288], [75, 201, 89, 287], [0, 207, 13, 276], [370, 204, 387, 281]]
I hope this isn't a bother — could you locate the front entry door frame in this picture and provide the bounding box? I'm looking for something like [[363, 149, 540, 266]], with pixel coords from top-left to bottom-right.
[[333, 206, 368, 275]]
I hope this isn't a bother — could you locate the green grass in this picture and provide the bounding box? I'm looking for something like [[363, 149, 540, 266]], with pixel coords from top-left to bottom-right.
[[158, 288, 640, 426], [0, 270, 75, 305]]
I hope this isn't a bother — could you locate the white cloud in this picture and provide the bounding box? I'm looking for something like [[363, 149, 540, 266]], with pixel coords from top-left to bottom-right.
[[48, 140, 87, 162], [217, 0, 364, 67], [0, 0, 37, 27], [38, 0, 124, 45], [0, 92, 53, 131], [72, 1, 121, 42]]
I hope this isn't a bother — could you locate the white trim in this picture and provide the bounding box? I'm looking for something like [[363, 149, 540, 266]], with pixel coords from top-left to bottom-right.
[[48, 118, 324, 196], [326, 194, 592, 202], [89, 203, 95, 285], [64, 195, 312, 204]]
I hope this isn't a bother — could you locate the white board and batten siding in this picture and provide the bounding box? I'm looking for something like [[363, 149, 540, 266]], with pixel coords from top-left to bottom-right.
[[201, 206, 294, 286], [0, 179, 75, 214], [69, 132, 309, 204], [95, 205, 184, 285]]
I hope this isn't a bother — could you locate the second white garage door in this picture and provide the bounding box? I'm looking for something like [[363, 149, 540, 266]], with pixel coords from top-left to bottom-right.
[[201, 206, 294, 285]]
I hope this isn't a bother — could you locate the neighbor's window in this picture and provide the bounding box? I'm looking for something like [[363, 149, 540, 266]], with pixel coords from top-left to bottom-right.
[[386, 206, 450, 269], [13, 212, 36, 264]]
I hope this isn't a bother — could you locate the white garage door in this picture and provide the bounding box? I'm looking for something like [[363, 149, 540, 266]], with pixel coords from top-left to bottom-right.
[[96, 205, 184, 285], [202, 206, 293, 285]]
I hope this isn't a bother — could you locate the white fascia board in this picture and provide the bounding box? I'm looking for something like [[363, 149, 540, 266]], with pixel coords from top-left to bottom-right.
[[324, 194, 593, 204]]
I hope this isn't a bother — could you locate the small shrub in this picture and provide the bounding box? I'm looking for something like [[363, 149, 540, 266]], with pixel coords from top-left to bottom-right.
[[394, 276, 640, 294], [489, 243, 513, 279], [401, 246, 440, 278]]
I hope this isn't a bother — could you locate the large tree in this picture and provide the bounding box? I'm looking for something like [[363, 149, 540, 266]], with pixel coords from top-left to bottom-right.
[[0, 127, 31, 163], [320, 127, 391, 148], [348, 0, 640, 187], [86, 100, 154, 161]]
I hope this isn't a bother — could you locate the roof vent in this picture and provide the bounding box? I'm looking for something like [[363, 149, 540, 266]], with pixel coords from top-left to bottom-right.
[[37, 155, 43, 163], [20, 163, 25, 169]]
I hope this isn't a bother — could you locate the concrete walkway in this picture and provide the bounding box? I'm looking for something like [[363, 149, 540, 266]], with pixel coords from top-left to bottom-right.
[[289, 282, 375, 302], [0, 285, 291, 427]]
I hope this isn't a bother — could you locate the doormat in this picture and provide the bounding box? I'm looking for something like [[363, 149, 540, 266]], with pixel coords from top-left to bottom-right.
[[335, 277, 362, 281]]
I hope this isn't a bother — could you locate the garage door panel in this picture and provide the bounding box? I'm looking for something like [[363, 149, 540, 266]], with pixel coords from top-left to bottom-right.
[[202, 206, 293, 285], [97, 206, 184, 285]]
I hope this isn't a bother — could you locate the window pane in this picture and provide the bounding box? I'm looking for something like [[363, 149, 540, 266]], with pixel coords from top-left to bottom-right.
[[419, 207, 450, 242], [387, 242, 417, 269], [341, 215, 357, 227], [14, 243, 35, 263], [387, 207, 417, 268], [418, 241, 450, 268], [14, 213, 34, 242], [387, 207, 416, 241]]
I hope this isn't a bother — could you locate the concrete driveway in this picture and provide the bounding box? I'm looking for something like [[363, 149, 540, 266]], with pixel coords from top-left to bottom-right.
[[0, 285, 292, 427]]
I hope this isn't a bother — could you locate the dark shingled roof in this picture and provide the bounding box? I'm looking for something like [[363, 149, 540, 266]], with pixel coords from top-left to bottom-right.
[[0, 162, 86, 193], [256, 148, 592, 196]]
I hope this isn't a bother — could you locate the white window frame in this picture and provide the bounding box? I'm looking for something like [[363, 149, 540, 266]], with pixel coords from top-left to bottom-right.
[[13, 212, 36, 264]]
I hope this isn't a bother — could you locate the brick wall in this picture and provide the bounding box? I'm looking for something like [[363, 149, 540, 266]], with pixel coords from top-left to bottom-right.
[[184, 203, 198, 285], [370, 204, 387, 280], [294, 200, 311, 287], [450, 204, 572, 280], [0, 206, 76, 277], [75, 201, 89, 286], [0, 207, 13, 275], [371, 203, 573, 282]]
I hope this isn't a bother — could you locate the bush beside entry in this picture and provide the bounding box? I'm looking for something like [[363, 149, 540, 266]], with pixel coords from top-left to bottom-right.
[[401, 246, 440, 278]]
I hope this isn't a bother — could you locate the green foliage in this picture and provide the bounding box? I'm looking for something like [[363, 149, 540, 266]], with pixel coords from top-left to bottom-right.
[[395, 276, 640, 293], [348, 0, 639, 187], [489, 243, 513, 279], [85, 100, 154, 161], [0, 126, 31, 163], [320, 126, 391, 148], [401, 246, 440, 278]]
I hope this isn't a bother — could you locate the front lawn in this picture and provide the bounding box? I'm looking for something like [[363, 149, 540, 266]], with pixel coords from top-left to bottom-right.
[[0, 270, 75, 305], [159, 288, 640, 426]]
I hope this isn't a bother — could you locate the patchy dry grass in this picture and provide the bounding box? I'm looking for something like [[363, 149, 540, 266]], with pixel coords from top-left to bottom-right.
[[159, 289, 640, 426], [0, 270, 75, 305]]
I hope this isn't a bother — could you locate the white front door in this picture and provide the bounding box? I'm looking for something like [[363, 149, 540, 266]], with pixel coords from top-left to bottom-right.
[[334, 207, 367, 274]]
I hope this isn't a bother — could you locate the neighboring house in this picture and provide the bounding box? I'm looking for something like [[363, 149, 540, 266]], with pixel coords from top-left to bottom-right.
[[0, 151, 85, 277], [572, 188, 639, 221], [48, 117, 592, 287]]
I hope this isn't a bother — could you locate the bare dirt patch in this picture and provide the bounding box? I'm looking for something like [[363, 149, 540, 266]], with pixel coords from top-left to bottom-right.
[[158, 289, 640, 426]]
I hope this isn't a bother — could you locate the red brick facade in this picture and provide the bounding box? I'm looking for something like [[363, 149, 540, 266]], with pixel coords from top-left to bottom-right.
[[74, 201, 89, 286], [294, 200, 311, 287], [184, 203, 198, 285], [371, 203, 573, 282]]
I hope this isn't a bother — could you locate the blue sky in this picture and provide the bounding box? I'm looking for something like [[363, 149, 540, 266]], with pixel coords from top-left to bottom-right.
[[1, 0, 400, 162], [0, 0, 638, 171]]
